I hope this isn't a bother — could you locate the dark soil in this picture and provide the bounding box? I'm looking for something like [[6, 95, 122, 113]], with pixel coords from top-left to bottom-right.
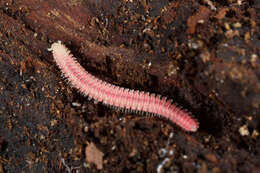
[[0, 0, 259, 172]]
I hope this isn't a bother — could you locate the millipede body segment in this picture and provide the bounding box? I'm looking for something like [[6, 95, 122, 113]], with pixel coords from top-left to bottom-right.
[[49, 41, 199, 132]]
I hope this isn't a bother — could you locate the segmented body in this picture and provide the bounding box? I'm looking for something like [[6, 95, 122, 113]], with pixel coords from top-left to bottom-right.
[[49, 41, 199, 132]]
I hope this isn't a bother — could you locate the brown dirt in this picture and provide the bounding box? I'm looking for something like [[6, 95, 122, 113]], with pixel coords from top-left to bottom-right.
[[0, 0, 259, 172]]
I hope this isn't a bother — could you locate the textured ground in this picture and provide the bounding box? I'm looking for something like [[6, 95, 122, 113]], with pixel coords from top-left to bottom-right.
[[0, 0, 259, 172]]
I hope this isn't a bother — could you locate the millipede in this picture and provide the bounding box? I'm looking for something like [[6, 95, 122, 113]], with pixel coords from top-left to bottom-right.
[[49, 41, 199, 132]]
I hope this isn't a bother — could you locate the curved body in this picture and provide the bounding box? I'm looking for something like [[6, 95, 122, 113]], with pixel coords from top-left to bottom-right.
[[49, 41, 199, 132]]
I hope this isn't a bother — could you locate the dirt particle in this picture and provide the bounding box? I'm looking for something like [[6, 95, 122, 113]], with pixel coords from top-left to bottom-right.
[[156, 158, 171, 173], [251, 130, 259, 139], [167, 63, 179, 76], [203, 0, 216, 10], [250, 54, 258, 68], [225, 29, 239, 38], [50, 119, 58, 126], [188, 39, 204, 50], [84, 126, 89, 133], [239, 125, 249, 136], [72, 102, 81, 107], [187, 6, 211, 34], [129, 147, 138, 157], [205, 154, 217, 163], [200, 50, 211, 63], [233, 22, 242, 28], [224, 22, 231, 30], [244, 32, 251, 41], [158, 148, 167, 158], [85, 142, 104, 170], [215, 8, 228, 20]]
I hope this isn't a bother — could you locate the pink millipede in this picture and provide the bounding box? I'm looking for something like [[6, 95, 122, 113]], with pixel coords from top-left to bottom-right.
[[49, 41, 199, 132]]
